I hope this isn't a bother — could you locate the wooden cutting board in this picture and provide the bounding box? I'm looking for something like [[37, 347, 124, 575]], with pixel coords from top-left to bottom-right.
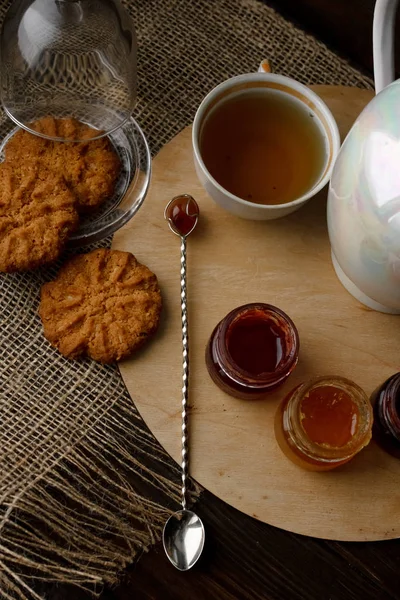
[[113, 86, 400, 542]]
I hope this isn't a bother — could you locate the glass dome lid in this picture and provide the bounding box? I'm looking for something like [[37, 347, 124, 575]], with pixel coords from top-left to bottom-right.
[[0, 0, 137, 142]]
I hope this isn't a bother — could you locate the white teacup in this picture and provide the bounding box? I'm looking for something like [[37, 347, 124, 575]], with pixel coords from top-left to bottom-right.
[[192, 67, 340, 220]]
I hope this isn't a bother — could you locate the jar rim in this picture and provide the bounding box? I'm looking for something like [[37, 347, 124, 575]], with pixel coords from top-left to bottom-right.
[[283, 376, 373, 463], [217, 303, 299, 389], [378, 373, 400, 441]]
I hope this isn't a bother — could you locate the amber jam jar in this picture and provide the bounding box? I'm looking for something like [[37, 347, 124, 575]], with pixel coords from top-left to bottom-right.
[[205, 303, 299, 400], [274, 376, 373, 471], [371, 373, 400, 459]]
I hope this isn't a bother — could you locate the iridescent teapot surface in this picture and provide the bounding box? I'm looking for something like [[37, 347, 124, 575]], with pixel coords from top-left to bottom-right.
[[327, 0, 400, 313]]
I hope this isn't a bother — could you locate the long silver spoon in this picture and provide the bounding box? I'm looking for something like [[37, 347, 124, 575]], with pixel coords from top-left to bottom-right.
[[162, 194, 205, 571]]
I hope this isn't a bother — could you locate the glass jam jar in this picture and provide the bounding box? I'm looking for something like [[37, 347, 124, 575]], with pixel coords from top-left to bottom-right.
[[370, 373, 400, 459], [275, 376, 373, 471], [205, 303, 299, 400]]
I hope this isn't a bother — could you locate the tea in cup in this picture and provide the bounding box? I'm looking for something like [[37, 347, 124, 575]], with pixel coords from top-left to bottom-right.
[[192, 71, 340, 220]]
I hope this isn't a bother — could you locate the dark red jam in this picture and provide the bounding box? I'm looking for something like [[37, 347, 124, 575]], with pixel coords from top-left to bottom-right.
[[371, 373, 400, 459], [227, 312, 283, 375], [165, 194, 199, 237], [205, 303, 299, 400]]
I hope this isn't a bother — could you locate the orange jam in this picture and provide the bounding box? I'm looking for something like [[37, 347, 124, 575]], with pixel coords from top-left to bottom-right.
[[300, 386, 359, 448], [274, 376, 373, 471]]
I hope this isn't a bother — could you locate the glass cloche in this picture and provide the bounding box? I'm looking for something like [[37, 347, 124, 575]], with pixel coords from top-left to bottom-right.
[[0, 0, 151, 245]]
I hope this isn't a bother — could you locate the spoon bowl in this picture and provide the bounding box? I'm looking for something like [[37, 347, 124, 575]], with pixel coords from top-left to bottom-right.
[[163, 509, 205, 571]]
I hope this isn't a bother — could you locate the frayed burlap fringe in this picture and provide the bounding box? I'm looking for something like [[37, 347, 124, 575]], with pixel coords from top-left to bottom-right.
[[0, 389, 190, 599], [0, 0, 373, 598]]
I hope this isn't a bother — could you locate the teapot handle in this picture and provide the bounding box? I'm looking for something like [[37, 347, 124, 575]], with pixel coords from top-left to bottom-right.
[[373, 0, 399, 94]]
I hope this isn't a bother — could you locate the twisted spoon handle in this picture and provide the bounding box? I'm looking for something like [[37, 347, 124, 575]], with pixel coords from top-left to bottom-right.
[[180, 235, 189, 510]]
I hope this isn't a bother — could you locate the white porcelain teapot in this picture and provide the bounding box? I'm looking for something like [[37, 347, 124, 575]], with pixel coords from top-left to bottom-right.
[[327, 0, 400, 313]]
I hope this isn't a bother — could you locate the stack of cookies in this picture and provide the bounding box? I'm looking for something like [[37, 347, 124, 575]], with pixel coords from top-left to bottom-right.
[[0, 116, 121, 272], [0, 117, 162, 363]]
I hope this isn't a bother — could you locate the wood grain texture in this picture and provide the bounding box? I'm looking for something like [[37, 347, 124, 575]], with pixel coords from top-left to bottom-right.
[[112, 85, 400, 542]]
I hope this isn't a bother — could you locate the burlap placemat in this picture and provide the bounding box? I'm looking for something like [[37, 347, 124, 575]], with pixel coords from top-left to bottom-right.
[[0, 0, 373, 598]]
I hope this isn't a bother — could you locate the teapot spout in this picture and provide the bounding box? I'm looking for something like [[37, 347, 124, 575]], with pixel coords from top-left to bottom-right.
[[373, 0, 399, 94]]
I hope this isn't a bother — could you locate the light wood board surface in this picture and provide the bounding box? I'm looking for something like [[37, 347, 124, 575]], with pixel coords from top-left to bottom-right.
[[113, 86, 400, 541]]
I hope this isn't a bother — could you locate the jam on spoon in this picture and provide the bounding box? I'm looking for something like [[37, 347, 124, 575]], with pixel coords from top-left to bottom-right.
[[164, 194, 199, 238]]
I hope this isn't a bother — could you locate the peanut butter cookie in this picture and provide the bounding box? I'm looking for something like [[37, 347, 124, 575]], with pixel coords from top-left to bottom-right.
[[39, 249, 162, 363], [5, 117, 121, 212], [0, 161, 79, 272]]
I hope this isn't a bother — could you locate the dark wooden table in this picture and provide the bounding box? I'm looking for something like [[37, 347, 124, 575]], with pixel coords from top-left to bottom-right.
[[38, 2, 400, 599], [41, 485, 400, 600], [106, 491, 400, 600]]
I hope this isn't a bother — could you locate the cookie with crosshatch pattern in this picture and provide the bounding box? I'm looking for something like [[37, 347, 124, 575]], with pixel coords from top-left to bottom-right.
[[0, 160, 79, 272], [5, 116, 121, 212], [39, 248, 162, 363]]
